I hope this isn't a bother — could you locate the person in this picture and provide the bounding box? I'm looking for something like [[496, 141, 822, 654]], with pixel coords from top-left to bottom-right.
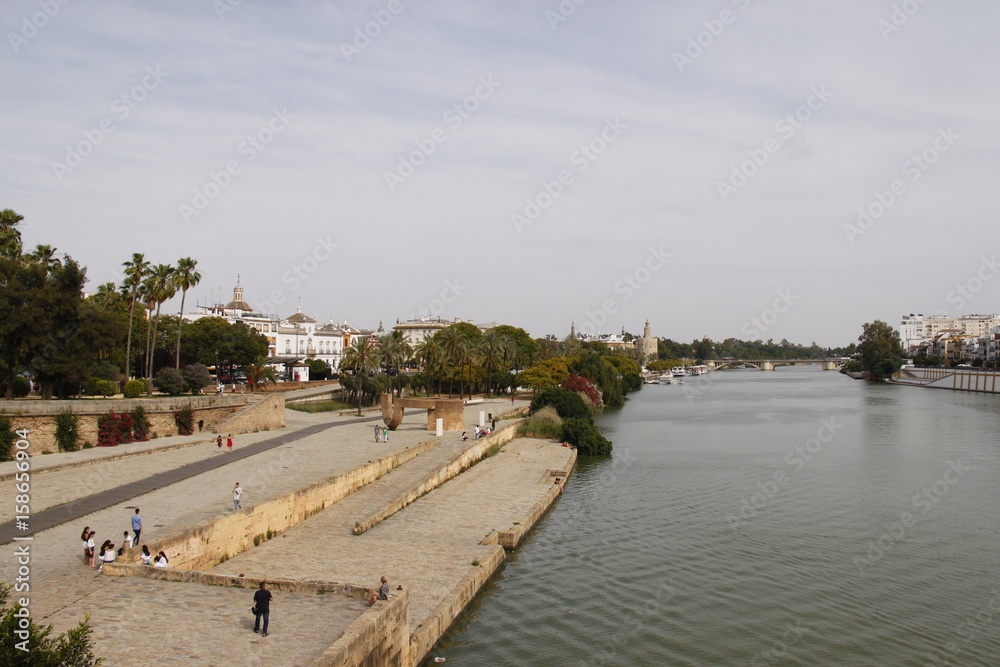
[[461, 431, 468, 441], [216, 382, 223, 395], [154, 551, 168, 568], [100, 541, 116, 568], [217, 434, 223, 450], [491, 418, 496, 431], [81, 526, 90, 565], [367, 576, 390, 605], [131, 508, 142, 543], [233, 482, 243, 510], [374, 425, 381, 442], [226, 434, 233, 452], [554, 478, 564, 494], [86, 530, 96, 568], [382, 426, 389, 443], [140, 545, 152, 565], [253, 581, 272, 636]]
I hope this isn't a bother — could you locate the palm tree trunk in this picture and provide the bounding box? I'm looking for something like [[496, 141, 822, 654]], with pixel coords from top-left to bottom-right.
[[147, 304, 162, 396], [175, 288, 187, 368], [124, 295, 136, 380]]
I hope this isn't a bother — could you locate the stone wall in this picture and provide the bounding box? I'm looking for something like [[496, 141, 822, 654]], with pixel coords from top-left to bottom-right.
[[211, 393, 285, 435], [4, 405, 240, 455], [129, 438, 440, 571]]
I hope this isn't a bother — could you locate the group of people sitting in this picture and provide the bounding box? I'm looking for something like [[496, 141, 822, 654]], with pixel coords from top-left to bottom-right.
[[82, 526, 168, 569]]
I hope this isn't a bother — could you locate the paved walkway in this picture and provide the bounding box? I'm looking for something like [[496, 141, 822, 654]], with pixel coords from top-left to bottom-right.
[[0, 397, 545, 665]]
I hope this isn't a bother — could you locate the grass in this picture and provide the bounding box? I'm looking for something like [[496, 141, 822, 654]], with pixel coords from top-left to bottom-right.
[[286, 400, 354, 413]]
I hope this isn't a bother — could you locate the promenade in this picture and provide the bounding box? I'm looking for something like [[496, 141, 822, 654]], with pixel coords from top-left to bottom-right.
[[1, 396, 575, 666]]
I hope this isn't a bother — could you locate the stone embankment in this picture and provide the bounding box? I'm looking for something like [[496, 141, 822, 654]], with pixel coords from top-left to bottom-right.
[[4, 398, 574, 666]]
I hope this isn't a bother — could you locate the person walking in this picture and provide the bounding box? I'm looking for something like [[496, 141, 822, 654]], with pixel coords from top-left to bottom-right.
[[217, 434, 223, 450], [382, 426, 389, 443], [253, 581, 272, 636], [374, 425, 381, 442], [233, 482, 243, 510], [226, 434, 233, 452], [131, 508, 142, 544]]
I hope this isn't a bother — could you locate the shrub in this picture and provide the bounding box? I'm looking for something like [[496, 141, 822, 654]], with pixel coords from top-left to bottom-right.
[[0, 583, 103, 666], [182, 363, 213, 394], [518, 405, 564, 440], [123, 379, 146, 398], [154, 368, 186, 396], [562, 417, 612, 456], [97, 380, 117, 397], [173, 405, 195, 435], [0, 417, 16, 462], [561, 374, 603, 410], [97, 411, 135, 446], [530, 387, 591, 420], [11, 376, 30, 398], [55, 410, 80, 452], [132, 406, 151, 441]]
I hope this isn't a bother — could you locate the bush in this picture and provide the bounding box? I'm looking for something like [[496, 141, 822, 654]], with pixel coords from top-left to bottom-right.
[[84, 376, 120, 396], [132, 406, 151, 441], [11, 376, 30, 398], [561, 374, 603, 410], [123, 379, 146, 398], [518, 406, 564, 440], [154, 368, 186, 396], [0, 417, 16, 462], [530, 387, 591, 420], [0, 582, 103, 666], [97, 411, 135, 447], [173, 405, 195, 435], [55, 410, 80, 452], [562, 417, 612, 456], [182, 363, 214, 394]]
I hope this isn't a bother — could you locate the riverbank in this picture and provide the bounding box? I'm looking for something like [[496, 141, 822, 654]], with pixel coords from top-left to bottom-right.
[[891, 365, 1000, 393], [4, 397, 574, 666]]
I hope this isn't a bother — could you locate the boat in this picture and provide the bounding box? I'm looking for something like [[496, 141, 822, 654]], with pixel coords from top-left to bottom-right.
[[659, 374, 682, 385]]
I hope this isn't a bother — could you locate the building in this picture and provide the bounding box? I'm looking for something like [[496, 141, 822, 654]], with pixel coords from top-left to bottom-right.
[[393, 317, 503, 346], [637, 320, 658, 363], [195, 280, 278, 355], [900, 313, 1000, 355]]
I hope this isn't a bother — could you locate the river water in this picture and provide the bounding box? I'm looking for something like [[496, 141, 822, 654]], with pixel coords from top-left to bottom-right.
[[424, 366, 1000, 666]]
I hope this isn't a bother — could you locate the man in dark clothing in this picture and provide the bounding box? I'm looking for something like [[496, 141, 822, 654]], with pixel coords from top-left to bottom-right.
[[253, 581, 272, 636]]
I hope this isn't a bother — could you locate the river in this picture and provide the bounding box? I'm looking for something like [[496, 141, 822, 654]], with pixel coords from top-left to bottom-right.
[[424, 365, 1000, 665]]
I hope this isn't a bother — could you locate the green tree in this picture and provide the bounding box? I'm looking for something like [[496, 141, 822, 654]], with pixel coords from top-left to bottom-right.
[[857, 320, 904, 380], [341, 336, 380, 415], [0, 209, 24, 259], [244, 357, 277, 391], [378, 331, 411, 397], [478, 330, 515, 396], [172, 257, 201, 368], [142, 263, 176, 393], [120, 253, 150, 381], [414, 337, 446, 396], [0, 582, 103, 665]]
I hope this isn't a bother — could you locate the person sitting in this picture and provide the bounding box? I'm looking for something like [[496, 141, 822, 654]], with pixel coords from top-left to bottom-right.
[[154, 551, 169, 568], [367, 576, 390, 605], [461, 431, 468, 441], [97, 540, 116, 569], [140, 545, 152, 565]]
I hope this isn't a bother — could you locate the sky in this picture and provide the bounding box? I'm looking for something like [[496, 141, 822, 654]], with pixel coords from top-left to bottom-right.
[[3, 0, 999, 347]]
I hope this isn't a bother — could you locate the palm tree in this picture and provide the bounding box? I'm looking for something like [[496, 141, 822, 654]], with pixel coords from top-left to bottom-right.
[[92, 282, 125, 311], [341, 336, 380, 415], [0, 208, 24, 258], [435, 328, 465, 397], [413, 337, 446, 397], [478, 330, 515, 396], [245, 356, 278, 392], [121, 253, 150, 380], [452, 338, 477, 400], [378, 331, 412, 398], [142, 263, 176, 394], [25, 244, 61, 271], [172, 257, 201, 368]]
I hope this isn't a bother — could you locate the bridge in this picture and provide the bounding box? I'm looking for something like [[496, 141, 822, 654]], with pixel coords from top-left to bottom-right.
[[706, 358, 848, 372]]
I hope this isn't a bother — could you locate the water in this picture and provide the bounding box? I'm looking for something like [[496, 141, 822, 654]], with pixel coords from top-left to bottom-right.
[[425, 366, 1000, 666]]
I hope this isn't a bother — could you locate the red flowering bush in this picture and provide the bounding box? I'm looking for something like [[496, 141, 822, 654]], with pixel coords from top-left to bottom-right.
[[97, 410, 135, 446], [561, 374, 603, 411]]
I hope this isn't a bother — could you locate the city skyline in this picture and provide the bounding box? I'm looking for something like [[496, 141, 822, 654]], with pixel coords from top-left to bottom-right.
[[4, 1, 999, 347]]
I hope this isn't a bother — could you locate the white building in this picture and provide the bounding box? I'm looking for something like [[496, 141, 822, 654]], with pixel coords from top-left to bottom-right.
[[393, 317, 502, 346]]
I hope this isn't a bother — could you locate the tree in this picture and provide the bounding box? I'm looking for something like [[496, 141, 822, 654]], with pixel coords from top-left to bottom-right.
[[0, 582, 103, 665], [341, 336, 380, 415], [0, 208, 24, 259], [120, 253, 150, 381], [414, 337, 446, 397], [378, 331, 411, 397], [172, 257, 201, 368], [244, 356, 278, 391], [478, 330, 515, 396], [857, 320, 904, 380], [181, 363, 213, 394], [436, 327, 466, 397], [142, 263, 176, 393]]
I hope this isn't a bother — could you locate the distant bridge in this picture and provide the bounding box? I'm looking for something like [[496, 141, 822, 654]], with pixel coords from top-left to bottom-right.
[[707, 358, 848, 372]]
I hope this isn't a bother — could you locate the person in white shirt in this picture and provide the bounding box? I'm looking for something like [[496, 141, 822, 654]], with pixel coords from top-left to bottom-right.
[[154, 552, 168, 568], [233, 482, 243, 510]]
